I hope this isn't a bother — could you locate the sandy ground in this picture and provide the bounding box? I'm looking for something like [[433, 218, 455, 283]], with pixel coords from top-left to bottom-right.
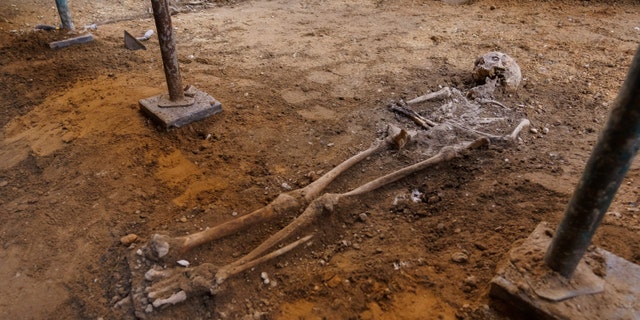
[[1, 0, 640, 319]]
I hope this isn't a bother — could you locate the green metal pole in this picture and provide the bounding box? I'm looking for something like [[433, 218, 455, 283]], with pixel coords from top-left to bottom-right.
[[544, 46, 640, 278], [55, 0, 75, 30]]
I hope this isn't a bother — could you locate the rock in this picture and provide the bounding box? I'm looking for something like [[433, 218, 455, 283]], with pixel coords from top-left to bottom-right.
[[177, 259, 190, 267], [358, 212, 369, 223], [120, 234, 138, 245], [530, 128, 538, 134], [179, 216, 188, 223], [326, 275, 342, 288], [0, 181, 8, 187], [260, 272, 270, 285], [464, 276, 478, 287], [61, 131, 76, 143], [451, 251, 469, 263]]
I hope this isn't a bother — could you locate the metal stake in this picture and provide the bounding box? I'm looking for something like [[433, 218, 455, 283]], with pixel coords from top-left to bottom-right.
[[544, 46, 640, 278], [150, 0, 194, 107], [55, 0, 75, 30]]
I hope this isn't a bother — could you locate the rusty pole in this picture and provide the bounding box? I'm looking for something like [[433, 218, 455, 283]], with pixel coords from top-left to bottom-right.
[[544, 46, 640, 278], [55, 0, 75, 30], [150, 0, 188, 104]]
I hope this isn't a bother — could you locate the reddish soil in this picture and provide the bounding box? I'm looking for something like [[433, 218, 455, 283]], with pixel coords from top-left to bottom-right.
[[1, 0, 639, 319]]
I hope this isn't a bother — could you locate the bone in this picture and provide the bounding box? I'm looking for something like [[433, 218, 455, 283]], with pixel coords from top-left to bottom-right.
[[151, 290, 187, 308], [145, 268, 175, 281], [390, 102, 437, 128], [406, 87, 452, 105], [215, 234, 314, 284], [505, 119, 531, 141], [391, 98, 530, 144], [145, 235, 313, 309], [218, 138, 489, 284], [141, 126, 409, 264], [143, 139, 486, 310]]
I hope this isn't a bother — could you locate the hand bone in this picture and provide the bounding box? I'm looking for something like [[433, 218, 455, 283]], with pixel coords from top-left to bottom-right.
[[144, 263, 218, 309]]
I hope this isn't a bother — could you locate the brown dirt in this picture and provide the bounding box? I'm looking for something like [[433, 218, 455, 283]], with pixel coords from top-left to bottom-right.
[[1, 0, 640, 319]]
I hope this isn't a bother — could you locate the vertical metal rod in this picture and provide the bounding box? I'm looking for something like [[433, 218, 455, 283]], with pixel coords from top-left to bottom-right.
[[150, 0, 185, 101], [544, 46, 640, 278], [55, 0, 75, 30]]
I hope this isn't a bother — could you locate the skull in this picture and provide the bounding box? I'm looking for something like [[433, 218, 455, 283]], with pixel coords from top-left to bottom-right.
[[472, 52, 522, 91]]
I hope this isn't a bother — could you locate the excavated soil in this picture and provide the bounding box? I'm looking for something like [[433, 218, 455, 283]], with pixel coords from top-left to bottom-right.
[[1, 0, 640, 319]]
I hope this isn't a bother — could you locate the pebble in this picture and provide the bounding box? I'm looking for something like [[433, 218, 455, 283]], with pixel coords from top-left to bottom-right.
[[177, 259, 190, 267], [451, 252, 469, 263], [542, 127, 549, 134], [464, 276, 478, 287], [605, 211, 620, 218], [357, 213, 369, 223], [260, 272, 270, 285], [120, 234, 138, 246], [0, 181, 8, 187], [530, 128, 538, 134], [179, 216, 188, 223], [61, 131, 76, 143]]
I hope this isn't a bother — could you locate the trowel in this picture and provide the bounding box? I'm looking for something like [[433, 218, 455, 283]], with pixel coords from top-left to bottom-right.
[[124, 30, 154, 50]]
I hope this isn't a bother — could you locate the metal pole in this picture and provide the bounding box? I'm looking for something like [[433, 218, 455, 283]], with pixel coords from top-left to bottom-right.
[[544, 46, 640, 278], [55, 0, 75, 30], [150, 0, 185, 102]]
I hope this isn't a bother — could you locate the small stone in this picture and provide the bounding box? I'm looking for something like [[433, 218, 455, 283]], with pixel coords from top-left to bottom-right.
[[427, 195, 441, 204], [261, 272, 270, 285], [0, 181, 8, 187], [375, 248, 383, 254], [542, 127, 549, 134], [326, 275, 342, 288], [606, 211, 621, 219], [451, 252, 469, 263], [177, 259, 190, 267], [145, 304, 153, 313], [474, 242, 487, 251], [464, 276, 478, 287], [179, 216, 188, 223], [61, 131, 76, 143], [530, 128, 538, 134], [120, 234, 138, 246], [357, 213, 369, 223]]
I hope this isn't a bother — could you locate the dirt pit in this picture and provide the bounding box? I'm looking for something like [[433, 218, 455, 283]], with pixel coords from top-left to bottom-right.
[[1, 0, 640, 319]]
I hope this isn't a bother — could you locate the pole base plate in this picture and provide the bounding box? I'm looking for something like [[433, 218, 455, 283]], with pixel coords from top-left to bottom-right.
[[139, 86, 222, 129], [490, 222, 640, 319]]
